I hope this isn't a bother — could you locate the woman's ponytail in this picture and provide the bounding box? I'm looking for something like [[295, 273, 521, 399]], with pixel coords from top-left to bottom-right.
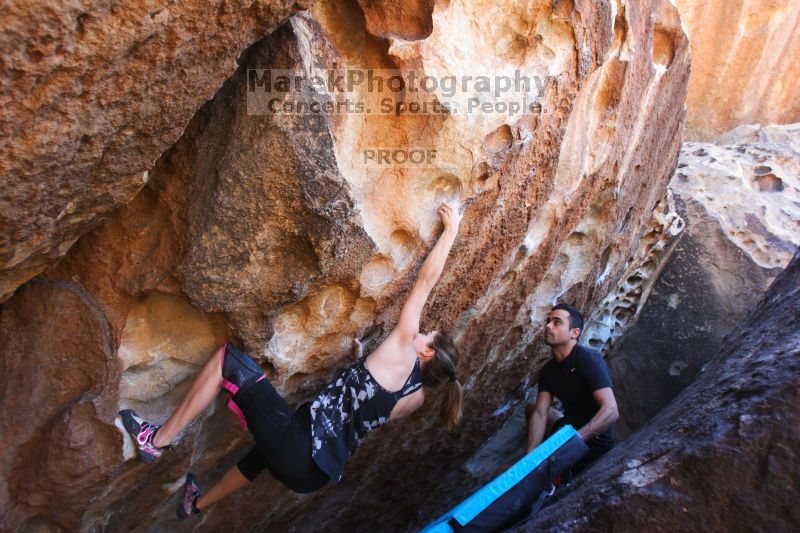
[[441, 378, 463, 429], [422, 332, 463, 429]]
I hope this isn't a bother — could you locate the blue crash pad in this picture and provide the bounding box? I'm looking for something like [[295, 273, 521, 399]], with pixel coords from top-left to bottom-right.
[[420, 425, 579, 532]]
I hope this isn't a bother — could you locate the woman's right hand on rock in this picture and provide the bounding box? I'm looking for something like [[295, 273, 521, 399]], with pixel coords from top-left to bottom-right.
[[437, 201, 462, 234]]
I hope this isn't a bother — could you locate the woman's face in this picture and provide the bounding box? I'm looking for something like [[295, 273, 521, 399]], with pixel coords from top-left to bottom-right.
[[412, 330, 438, 358]]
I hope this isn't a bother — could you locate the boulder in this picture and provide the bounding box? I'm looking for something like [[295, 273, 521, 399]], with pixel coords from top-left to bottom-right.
[[0, 0, 302, 302], [0, 279, 119, 530], [1, 0, 696, 530], [604, 123, 800, 438]]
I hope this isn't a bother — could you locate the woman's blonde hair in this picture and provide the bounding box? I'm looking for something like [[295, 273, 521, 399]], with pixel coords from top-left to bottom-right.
[[421, 332, 463, 429]]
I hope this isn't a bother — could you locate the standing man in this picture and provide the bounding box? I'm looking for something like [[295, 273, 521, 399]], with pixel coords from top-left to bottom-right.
[[525, 303, 619, 475]]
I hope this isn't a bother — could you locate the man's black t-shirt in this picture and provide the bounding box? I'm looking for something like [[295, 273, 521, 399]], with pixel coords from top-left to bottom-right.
[[538, 343, 615, 447]]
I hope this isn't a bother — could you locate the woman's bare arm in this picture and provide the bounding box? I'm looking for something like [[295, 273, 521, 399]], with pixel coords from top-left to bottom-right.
[[392, 202, 461, 342]]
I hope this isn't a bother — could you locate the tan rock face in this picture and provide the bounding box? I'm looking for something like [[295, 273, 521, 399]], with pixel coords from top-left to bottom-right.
[[0, 0, 303, 303], [117, 292, 229, 420], [0, 0, 695, 530], [674, 0, 800, 141], [673, 123, 800, 269]]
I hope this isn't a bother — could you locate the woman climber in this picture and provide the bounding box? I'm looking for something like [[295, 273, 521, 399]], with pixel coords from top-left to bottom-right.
[[119, 201, 464, 519]]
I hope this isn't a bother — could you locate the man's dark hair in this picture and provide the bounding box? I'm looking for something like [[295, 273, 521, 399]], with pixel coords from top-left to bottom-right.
[[552, 303, 584, 333]]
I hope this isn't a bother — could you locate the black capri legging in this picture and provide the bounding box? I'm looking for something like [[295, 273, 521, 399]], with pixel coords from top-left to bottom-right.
[[222, 344, 329, 494]]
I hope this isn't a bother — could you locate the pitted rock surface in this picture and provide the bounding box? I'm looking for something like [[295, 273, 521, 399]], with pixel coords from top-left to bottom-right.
[[2, 0, 794, 532]]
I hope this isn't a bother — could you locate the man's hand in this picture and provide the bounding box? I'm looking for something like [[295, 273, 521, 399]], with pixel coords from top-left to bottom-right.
[[437, 201, 462, 234]]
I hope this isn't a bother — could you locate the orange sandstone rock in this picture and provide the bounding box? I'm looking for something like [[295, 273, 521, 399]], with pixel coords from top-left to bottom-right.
[[0, 0, 303, 303], [0, 0, 696, 530], [675, 0, 800, 140]]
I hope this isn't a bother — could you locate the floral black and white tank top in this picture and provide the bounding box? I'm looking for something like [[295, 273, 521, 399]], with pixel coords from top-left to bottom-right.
[[309, 356, 423, 483]]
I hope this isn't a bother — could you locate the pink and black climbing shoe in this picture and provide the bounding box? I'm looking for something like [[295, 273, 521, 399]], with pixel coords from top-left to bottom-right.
[[119, 409, 166, 463], [177, 472, 203, 520]]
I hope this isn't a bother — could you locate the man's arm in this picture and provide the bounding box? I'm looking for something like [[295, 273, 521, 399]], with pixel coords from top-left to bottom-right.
[[577, 387, 619, 441], [525, 390, 553, 453]]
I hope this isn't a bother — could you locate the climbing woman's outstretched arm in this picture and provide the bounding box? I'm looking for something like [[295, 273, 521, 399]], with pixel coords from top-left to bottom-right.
[[393, 201, 462, 342]]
